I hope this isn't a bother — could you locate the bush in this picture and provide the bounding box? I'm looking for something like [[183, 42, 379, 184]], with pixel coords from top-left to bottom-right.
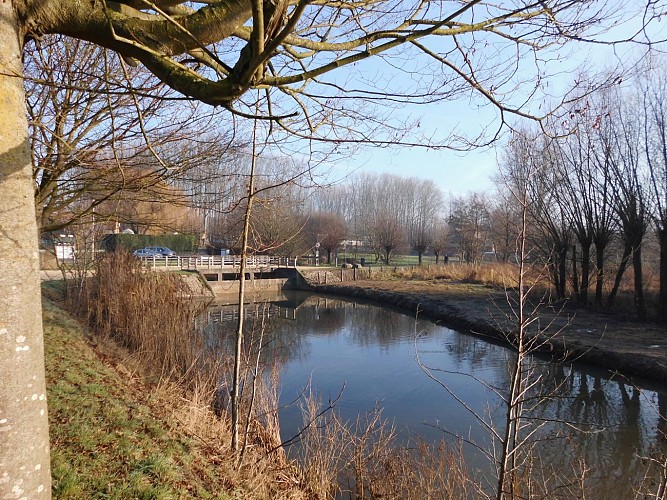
[[100, 233, 199, 253]]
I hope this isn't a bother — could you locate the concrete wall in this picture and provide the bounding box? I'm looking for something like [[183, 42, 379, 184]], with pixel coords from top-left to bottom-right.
[[208, 277, 290, 295]]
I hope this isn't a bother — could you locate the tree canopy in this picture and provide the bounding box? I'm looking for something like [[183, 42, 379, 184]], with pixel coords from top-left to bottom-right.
[[18, 0, 651, 146]]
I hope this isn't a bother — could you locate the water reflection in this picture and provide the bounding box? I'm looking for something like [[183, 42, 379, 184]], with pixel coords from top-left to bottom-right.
[[202, 291, 667, 495]]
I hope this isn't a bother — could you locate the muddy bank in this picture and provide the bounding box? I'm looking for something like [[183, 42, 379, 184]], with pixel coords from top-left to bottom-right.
[[303, 278, 667, 385]]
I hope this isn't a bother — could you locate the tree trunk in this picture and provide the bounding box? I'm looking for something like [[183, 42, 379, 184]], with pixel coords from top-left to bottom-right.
[[571, 244, 579, 301], [632, 244, 646, 321], [658, 228, 667, 324], [0, 4, 52, 497], [232, 109, 259, 451], [607, 243, 632, 307], [557, 244, 568, 300], [594, 241, 606, 307], [579, 240, 591, 306], [418, 250, 423, 265]]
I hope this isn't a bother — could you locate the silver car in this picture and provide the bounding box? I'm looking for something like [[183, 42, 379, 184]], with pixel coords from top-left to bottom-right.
[[132, 248, 162, 257], [146, 246, 176, 257]]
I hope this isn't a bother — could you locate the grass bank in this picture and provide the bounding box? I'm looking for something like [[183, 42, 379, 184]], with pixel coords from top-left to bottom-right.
[[43, 294, 305, 499]]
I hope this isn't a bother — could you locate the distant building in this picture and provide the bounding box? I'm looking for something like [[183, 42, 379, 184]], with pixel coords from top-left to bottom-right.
[[41, 233, 76, 260]]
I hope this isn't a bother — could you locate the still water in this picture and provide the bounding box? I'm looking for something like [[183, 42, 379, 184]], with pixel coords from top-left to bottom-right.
[[203, 291, 667, 495]]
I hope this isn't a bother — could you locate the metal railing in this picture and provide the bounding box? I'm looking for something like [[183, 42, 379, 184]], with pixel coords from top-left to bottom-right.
[[137, 254, 298, 270]]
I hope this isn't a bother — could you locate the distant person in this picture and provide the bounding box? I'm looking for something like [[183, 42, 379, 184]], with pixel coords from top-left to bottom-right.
[[444, 254, 449, 264]]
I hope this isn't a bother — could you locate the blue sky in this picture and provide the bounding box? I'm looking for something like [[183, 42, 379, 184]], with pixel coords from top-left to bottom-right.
[[320, 1, 667, 199], [341, 137, 498, 197]]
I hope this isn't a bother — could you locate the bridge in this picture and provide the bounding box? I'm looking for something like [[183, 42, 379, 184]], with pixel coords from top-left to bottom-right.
[[136, 254, 303, 295], [137, 254, 298, 272]]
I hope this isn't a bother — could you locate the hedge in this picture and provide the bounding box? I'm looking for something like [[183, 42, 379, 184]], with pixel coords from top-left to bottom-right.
[[100, 233, 199, 253]]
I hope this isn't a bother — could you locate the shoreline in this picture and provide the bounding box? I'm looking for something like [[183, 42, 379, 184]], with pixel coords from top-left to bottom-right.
[[305, 279, 667, 386]]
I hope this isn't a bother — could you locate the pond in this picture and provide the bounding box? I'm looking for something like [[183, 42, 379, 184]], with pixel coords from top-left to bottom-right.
[[203, 290, 667, 496]]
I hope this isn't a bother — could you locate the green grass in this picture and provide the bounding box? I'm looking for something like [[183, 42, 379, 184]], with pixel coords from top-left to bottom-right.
[[323, 252, 442, 267], [43, 298, 235, 499]]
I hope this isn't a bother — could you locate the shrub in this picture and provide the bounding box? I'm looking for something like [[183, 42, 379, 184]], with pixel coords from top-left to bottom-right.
[[100, 233, 199, 253]]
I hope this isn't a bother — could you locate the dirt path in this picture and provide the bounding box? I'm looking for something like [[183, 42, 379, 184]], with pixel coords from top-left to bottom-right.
[[306, 278, 667, 385]]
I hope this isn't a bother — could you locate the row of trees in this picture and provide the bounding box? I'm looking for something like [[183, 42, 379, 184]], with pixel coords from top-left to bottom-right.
[[309, 175, 525, 266], [29, 32, 667, 324], [313, 174, 442, 264], [498, 65, 667, 321]]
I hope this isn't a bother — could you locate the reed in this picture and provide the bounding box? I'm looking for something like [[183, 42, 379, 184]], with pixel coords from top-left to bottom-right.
[[73, 250, 223, 397], [295, 391, 477, 499], [70, 252, 289, 469], [392, 262, 549, 291]]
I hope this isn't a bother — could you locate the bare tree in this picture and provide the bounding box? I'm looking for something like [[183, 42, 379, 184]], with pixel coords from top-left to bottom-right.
[[354, 173, 416, 264], [408, 179, 442, 264], [26, 35, 231, 234], [548, 93, 617, 307], [499, 129, 572, 299], [574, 104, 617, 308], [307, 212, 347, 264], [430, 218, 451, 264], [488, 188, 521, 263], [373, 215, 405, 265], [552, 128, 595, 306], [600, 87, 651, 319], [448, 193, 491, 263], [251, 201, 308, 256], [640, 59, 667, 323], [1, 0, 661, 496]]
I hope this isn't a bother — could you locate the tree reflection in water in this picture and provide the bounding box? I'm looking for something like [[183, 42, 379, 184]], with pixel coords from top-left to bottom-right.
[[199, 291, 667, 496]]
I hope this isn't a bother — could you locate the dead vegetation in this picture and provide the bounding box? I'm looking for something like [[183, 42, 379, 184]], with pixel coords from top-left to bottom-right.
[[52, 252, 488, 498], [51, 252, 667, 498]]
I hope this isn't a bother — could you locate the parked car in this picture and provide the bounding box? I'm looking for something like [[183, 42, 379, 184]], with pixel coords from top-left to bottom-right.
[[147, 246, 176, 257], [132, 248, 162, 258]]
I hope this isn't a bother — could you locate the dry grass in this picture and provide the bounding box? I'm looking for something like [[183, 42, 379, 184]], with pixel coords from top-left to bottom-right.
[[374, 262, 665, 319], [73, 250, 224, 394], [294, 392, 479, 500], [372, 441, 480, 499], [390, 262, 551, 294], [59, 251, 309, 498], [45, 296, 306, 499]]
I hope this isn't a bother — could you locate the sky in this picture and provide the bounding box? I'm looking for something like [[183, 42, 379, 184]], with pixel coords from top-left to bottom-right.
[[318, 0, 667, 199], [341, 136, 498, 197]]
